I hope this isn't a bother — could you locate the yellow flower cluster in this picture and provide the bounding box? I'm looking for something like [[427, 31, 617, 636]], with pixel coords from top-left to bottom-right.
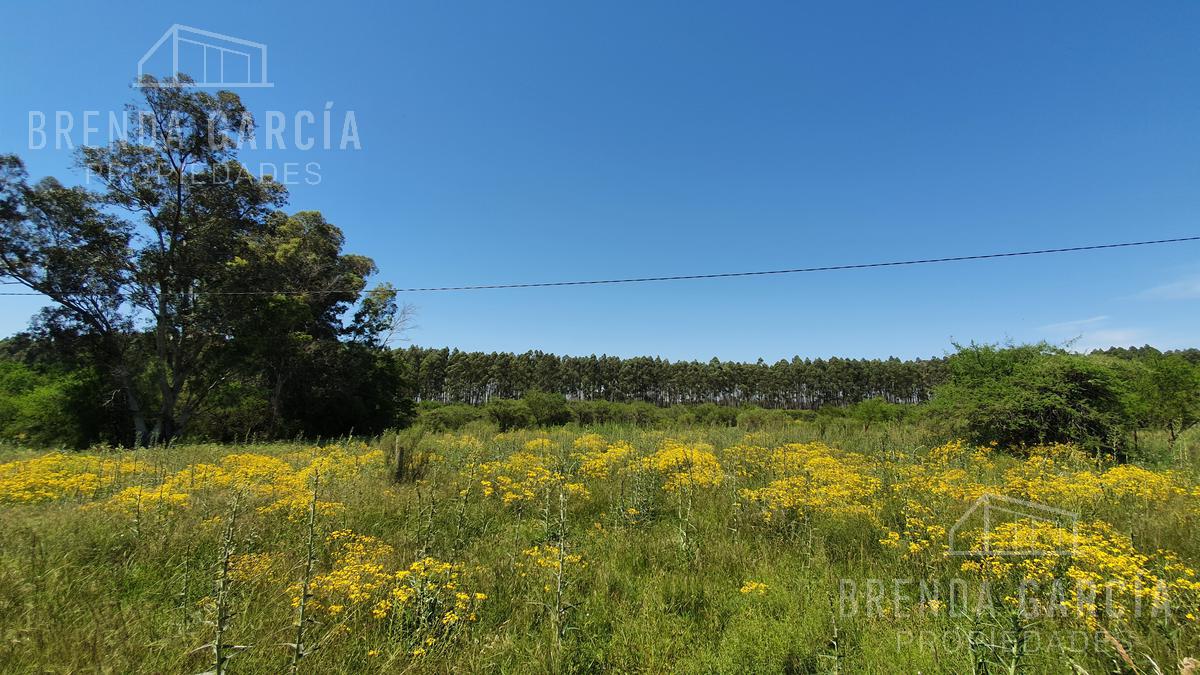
[[880, 500, 948, 564], [300, 445, 385, 484], [637, 440, 723, 492], [572, 433, 608, 454], [97, 483, 192, 512], [524, 438, 556, 453], [93, 445, 382, 518], [886, 440, 994, 504], [723, 441, 842, 480], [1099, 464, 1181, 502], [521, 543, 585, 574], [474, 447, 589, 505], [520, 544, 586, 593], [928, 439, 993, 467], [720, 443, 771, 480], [575, 438, 634, 479], [1002, 457, 1104, 509], [1026, 442, 1091, 464], [0, 452, 154, 503], [443, 434, 484, 452], [1156, 549, 1200, 625], [302, 531, 395, 613], [740, 580, 769, 595], [739, 445, 879, 521], [957, 520, 1198, 630], [1001, 456, 1183, 511], [476, 452, 559, 505], [299, 530, 485, 633], [896, 464, 991, 503], [228, 552, 281, 583]]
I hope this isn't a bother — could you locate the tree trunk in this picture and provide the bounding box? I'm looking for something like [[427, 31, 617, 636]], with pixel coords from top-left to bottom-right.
[[268, 371, 287, 435], [115, 365, 149, 447]]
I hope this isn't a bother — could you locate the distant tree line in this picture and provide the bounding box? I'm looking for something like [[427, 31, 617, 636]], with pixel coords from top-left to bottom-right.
[[406, 342, 1200, 461], [394, 347, 949, 409]]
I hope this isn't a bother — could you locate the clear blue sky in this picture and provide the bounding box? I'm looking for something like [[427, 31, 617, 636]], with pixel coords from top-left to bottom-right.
[[2, 1, 1198, 361]]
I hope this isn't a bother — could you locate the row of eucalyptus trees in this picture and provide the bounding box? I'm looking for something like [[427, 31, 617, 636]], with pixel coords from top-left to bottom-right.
[[396, 346, 948, 409]]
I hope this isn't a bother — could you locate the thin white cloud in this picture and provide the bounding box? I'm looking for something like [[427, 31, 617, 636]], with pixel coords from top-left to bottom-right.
[[1036, 315, 1148, 352], [1081, 328, 1144, 343], [1073, 328, 1149, 352], [1039, 315, 1109, 332], [1139, 276, 1200, 301]]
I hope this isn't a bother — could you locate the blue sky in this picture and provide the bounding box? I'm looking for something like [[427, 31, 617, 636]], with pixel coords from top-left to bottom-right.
[[2, 1, 1198, 361]]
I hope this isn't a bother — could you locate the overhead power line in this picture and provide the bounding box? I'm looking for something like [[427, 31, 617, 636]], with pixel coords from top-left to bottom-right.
[[0, 235, 1197, 297]]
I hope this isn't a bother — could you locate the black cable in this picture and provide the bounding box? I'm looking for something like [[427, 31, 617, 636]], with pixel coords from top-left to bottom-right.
[[1, 235, 1197, 296]]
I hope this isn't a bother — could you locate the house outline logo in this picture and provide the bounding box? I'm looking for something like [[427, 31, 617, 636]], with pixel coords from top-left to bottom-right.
[[948, 493, 1079, 557], [136, 25, 273, 88]]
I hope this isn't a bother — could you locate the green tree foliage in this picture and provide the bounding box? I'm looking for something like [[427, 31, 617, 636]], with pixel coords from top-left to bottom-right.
[[686, 403, 739, 427], [1145, 355, 1199, 452], [394, 346, 947, 408], [735, 407, 792, 430], [484, 399, 534, 432], [0, 76, 406, 446], [566, 400, 626, 426], [418, 403, 483, 432], [810, 397, 914, 430], [930, 343, 1131, 453], [522, 390, 571, 426], [0, 359, 95, 447], [845, 397, 911, 429], [1122, 353, 1200, 455]]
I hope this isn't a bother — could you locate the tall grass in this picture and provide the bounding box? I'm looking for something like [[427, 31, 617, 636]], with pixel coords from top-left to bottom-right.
[[0, 421, 1196, 673]]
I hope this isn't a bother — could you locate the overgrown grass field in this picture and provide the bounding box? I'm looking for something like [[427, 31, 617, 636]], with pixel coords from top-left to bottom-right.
[[1, 422, 1198, 673]]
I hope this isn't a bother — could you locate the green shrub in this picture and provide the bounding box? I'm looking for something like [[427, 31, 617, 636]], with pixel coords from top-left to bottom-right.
[[689, 403, 738, 427], [844, 398, 913, 428], [569, 400, 621, 425], [929, 343, 1130, 453], [627, 401, 663, 426], [736, 407, 791, 430], [523, 390, 572, 426], [420, 404, 483, 432], [0, 359, 100, 448], [484, 398, 534, 431]]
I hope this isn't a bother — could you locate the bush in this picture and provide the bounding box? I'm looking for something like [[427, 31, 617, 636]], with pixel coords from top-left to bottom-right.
[[0, 359, 102, 448], [736, 407, 791, 430], [568, 400, 663, 426], [484, 399, 534, 431], [844, 398, 912, 428], [569, 400, 621, 425], [627, 401, 663, 427], [420, 404, 482, 432], [187, 380, 271, 442], [689, 403, 738, 427], [523, 390, 572, 426], [929, 343, 1130, 453]]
